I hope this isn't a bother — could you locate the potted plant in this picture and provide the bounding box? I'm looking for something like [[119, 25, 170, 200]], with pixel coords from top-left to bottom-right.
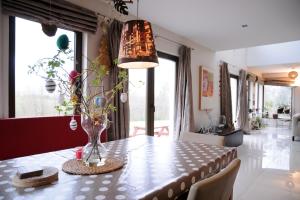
[[28, 34, 128, 167]]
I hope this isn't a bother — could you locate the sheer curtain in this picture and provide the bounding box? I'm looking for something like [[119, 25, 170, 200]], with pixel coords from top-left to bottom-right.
[[174, 46, 194, 138], [107, 20, 129, 141], [220, 61, 234, 130], [236, 69, 249, 133]]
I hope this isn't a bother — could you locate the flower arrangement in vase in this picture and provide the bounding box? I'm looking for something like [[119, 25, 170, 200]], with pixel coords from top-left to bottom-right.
[[28, 34, 128, 167]]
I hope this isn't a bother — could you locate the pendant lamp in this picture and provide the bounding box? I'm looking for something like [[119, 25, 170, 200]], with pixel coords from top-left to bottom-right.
[[288, 70, 298, 79], [118, 1, 158, 69]]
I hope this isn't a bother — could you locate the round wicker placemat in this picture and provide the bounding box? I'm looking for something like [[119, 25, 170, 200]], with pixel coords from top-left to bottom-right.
[[62, 158, 124, 175]]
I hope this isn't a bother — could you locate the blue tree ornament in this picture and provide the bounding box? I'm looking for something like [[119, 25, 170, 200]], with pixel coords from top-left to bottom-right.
[[57, 34, 69, 50], [94, 96, 106, 108]]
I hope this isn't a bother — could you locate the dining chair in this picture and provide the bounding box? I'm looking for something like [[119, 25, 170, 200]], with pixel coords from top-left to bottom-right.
[[187, 159, 241, 200]]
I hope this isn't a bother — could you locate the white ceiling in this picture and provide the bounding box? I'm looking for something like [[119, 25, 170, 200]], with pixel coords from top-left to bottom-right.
[[127, 0, 300, 50]]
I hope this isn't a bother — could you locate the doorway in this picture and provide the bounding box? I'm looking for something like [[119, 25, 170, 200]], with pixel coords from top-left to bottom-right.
[[263, 85, 292, 127], [128, 52, 178, 137]]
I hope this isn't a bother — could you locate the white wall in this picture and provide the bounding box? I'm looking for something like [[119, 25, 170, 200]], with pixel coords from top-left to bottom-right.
[[191, 47, 218, 130], [293, 87, 300, 115], [0, 0, 246, 131], [217, 49, 247, 75], [247, 40, 300, 66]]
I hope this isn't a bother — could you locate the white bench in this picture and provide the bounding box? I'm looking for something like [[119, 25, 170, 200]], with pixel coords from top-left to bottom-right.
[[179, 131, 225, 146]]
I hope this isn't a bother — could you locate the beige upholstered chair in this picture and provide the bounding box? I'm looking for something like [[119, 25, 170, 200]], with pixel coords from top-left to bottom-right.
[[180, 132, 225, 146], [187, 159, 241, 200]]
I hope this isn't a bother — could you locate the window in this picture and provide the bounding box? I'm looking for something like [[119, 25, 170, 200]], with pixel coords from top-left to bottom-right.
[[9, 17, 82, 118], [230, 75, 238, 123], [258, 84, 264, 114], [248, 81, 254, 112], [264, 85, 292, 118], [128, 52, 178, 137], [128, 68, 147, 136], [254, 82, 258, 112], [154, 54, 176, 137]]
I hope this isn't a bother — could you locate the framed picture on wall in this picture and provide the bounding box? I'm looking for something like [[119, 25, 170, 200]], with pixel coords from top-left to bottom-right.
[[199, 66, 214, 110]]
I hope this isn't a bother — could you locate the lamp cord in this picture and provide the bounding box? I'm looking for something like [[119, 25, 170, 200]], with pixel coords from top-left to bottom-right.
[[136, 0, 139, 19]]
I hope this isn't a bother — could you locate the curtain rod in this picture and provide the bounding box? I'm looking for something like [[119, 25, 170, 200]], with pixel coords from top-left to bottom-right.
[[155, 35, 195, 50]]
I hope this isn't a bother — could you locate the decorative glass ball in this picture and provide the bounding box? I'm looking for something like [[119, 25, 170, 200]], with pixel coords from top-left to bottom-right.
[[57, 34, 69, 50], [69, 118, 78, 131], [120, 92, 128, 103], [69, 70, 80, 84], [94, 96, 106, 107], [41, 23, 57, 37], [45, 79, 56, 93]]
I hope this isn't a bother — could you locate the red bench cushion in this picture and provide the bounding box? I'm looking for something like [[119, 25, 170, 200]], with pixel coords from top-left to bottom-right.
[[0, 116, 107, 160]]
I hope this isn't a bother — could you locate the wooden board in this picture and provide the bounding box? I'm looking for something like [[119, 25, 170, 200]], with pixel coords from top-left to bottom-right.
[[12, 167, 58, 188]]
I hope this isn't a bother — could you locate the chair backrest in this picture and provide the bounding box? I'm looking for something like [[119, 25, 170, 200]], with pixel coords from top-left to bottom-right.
[[187, 159, 241, 200], [180, 132, 225, 146]]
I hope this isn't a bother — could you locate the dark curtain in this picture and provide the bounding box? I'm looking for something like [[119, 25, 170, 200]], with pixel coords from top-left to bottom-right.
[[174, 46, 195, 138], [236, 69, 249, 133], [107, 20, 129, 141], [220, 61, 234, 130]]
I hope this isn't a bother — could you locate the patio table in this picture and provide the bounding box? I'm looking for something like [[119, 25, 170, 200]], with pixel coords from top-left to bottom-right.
[[0, 135, 237, 200]]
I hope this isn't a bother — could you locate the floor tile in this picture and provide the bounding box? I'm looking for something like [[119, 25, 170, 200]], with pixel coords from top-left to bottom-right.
[[234, 126, 300, 200]]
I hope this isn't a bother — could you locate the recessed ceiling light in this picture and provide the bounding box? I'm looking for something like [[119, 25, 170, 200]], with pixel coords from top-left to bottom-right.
[[241, 24, 248, 28]]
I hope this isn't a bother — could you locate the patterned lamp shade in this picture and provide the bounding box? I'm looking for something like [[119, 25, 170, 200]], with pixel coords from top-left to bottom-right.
[[118, 20, 159, 69], [288, 71, 298, 79]]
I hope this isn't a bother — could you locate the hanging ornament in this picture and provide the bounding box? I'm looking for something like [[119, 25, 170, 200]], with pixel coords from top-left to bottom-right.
[[58, 92, 65, 104], [69, 117, 78, 131], [69, 70, 80, 85], [57, 34, 69, 50], [45, 79, 56, 93], [41, 23, 57, 37], [94, 96, 106, 108], [120, 92, 128, 103]]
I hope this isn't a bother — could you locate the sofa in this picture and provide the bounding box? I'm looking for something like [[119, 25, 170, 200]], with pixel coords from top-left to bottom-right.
[[292, 113, 300, 141]]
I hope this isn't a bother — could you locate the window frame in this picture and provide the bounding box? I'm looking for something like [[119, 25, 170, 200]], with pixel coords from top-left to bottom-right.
[[8, 16, 83, 118]]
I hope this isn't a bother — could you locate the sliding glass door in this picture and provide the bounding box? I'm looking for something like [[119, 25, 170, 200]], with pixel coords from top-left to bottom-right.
[[128, 69, 147, 137], [128, 52, 178, 137], [230, 75, 238, 124], [154, 55, 176, 138]]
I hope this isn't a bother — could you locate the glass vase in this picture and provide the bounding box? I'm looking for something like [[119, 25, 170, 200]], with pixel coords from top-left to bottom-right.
[[81, 113, 108, 167]]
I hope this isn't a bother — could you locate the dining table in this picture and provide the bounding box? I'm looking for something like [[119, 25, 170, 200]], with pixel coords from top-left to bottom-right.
[[0, 135, 237, 200]]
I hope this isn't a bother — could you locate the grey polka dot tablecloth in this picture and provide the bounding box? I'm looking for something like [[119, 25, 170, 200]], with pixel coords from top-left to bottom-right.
[[0, 136, 237, 200]]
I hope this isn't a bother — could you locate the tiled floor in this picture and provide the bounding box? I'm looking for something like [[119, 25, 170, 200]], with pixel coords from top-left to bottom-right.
[[234, 126, 300, 200]]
